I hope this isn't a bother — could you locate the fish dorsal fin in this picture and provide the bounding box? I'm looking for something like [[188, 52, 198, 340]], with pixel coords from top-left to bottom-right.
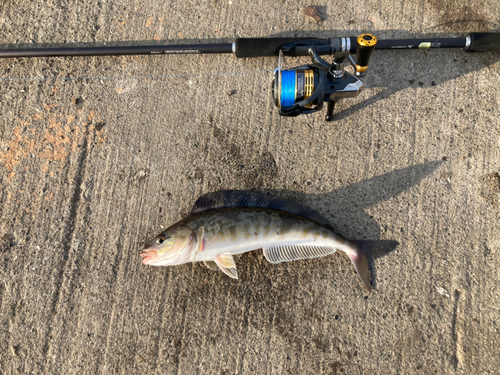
[[263, 244, 337, 264], [192, 190, 333, 230], [214, 253, 238, 279]]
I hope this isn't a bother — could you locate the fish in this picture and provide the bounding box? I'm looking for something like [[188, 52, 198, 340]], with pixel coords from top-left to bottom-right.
[[140, 190, 372, 292]]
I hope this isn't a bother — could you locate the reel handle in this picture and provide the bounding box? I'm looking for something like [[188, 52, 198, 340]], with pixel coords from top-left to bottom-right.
[[355, 34, 377, 76], [466, 33, 500, 52]]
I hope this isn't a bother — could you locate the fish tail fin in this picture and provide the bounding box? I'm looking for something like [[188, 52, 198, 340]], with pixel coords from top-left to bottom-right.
[[346, 244, 372, 293]]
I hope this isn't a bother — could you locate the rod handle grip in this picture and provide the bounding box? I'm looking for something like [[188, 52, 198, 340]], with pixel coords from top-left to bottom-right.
[[467, 33, 500, 52], [234, 37, 309, 58]]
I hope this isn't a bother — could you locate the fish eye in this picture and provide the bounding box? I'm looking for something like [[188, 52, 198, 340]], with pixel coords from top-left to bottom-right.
[[156, 235, 166, 244]]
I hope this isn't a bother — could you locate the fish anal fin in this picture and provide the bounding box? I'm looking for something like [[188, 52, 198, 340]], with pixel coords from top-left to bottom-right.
[[214, 253, 238, 279], [263, 244, 337, 264], [263, 243, 372, 292]]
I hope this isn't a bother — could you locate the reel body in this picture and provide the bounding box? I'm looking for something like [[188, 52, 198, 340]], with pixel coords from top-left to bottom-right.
[[272, 34, 377, 120]]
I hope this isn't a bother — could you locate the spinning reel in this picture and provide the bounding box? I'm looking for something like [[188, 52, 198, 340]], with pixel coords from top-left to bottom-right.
[[272, 34, 377, 121]]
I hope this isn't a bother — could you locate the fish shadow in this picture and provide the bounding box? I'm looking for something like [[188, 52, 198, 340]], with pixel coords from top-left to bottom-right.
[[266, 160, 443, 289]]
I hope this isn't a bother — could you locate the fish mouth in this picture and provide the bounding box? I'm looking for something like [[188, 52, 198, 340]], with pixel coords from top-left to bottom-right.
[[140, 249, 158, 264]]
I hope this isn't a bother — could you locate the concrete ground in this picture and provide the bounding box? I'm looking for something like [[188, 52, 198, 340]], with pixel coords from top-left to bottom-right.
[[1, 0, 499, 374]]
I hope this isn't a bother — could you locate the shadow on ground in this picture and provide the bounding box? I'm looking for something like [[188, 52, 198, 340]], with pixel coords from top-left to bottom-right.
[[266, 160, 442, 288]]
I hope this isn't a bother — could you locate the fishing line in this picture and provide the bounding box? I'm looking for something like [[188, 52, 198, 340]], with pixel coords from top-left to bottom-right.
[[279, 70, 296, 107]]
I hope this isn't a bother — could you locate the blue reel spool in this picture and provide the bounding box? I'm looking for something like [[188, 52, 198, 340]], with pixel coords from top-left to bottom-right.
[[276, 68, 317, 108], [280, 70, 297, 107]]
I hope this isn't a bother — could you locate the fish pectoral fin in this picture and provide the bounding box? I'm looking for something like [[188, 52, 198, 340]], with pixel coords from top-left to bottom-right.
[[214, 253, 238, 279], [195, 226, 204, 253], [263, 244, 337, 264], [203, 261, 219, 271], [191, 226, 205, 262]]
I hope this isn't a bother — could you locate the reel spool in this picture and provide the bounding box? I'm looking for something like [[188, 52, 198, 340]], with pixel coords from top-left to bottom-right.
[[273, 68, 322, 111], [272, 34, 377, 121]]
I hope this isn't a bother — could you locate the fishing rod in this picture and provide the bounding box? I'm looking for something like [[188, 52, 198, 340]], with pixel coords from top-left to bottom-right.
[[1, 32, 499, 120]]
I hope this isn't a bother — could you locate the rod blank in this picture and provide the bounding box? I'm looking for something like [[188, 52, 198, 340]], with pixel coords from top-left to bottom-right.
[[0, 33, 498, 59], [0, 43, 233, 58]]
